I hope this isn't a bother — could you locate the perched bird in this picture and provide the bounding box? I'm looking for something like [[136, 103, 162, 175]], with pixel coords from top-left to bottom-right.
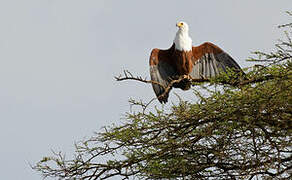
[[149, 21, 243, 103]]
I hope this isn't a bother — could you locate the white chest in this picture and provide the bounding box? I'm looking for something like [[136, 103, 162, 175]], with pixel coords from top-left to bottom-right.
[[174, 33, 192, 51]]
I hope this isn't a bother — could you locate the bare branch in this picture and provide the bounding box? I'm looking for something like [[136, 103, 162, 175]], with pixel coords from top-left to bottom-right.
[[115, 70, 166, 88]]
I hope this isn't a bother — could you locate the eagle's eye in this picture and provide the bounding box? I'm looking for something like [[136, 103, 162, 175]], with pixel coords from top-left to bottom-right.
[[181, 22, 184, 26]]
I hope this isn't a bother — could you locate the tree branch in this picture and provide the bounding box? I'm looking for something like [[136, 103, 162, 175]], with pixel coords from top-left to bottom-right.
[[115, 68, 291, 102]]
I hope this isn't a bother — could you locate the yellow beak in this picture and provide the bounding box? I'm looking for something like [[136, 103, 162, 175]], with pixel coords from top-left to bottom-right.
[[176, 22, 183, 27]]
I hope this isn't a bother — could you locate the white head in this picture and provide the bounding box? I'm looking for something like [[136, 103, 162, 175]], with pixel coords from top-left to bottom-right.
[[176, 21, 189, 32], [174, 21, 192, 51]]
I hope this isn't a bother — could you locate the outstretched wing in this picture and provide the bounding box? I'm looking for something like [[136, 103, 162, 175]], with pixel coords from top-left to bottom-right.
[[190, 42, 242, 79], [149, 45, 177, 103]]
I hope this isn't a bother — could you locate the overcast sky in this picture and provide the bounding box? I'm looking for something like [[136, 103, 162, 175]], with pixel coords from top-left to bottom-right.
[[0, 0, 291, 179]]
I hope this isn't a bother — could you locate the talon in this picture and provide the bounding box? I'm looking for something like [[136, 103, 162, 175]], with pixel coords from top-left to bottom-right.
[[183, 75, 192, 80], [183, 75, 188, 79]]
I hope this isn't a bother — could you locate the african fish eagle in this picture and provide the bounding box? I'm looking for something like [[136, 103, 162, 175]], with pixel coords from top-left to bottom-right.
[[149, 21, 243, 103]]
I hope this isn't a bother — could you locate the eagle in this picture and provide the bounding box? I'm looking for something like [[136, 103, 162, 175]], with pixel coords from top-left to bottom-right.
[[149, 21, 243, 103]]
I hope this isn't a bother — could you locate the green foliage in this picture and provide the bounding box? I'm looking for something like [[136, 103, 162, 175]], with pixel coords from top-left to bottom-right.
[[34, 13, 292, 180]]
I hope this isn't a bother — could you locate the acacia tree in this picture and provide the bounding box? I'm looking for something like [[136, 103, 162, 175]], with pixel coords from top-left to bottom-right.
[[34, 14, 292, 179]]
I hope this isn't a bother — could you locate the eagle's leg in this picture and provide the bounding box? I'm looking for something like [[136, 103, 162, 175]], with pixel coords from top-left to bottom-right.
[[171, 74, 191, 90], [182, 74, 193, 81], [170, 75, 192, 81]]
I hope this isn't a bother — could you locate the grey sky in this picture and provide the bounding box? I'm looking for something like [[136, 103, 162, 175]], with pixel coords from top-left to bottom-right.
[[0, 0, 291, 179]]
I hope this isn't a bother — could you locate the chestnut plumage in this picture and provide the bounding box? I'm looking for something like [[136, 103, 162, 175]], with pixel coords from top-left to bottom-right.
[[149, 22, 242, 103]]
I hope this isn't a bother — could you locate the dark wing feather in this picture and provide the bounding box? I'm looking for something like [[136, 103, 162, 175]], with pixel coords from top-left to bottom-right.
[[149, 45, 177, 103], [190, 42, 242, 79]]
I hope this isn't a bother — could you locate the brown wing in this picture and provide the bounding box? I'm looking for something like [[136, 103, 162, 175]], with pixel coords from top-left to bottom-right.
[[190, 42, 242, 79], [149, 44, 177, 103]]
